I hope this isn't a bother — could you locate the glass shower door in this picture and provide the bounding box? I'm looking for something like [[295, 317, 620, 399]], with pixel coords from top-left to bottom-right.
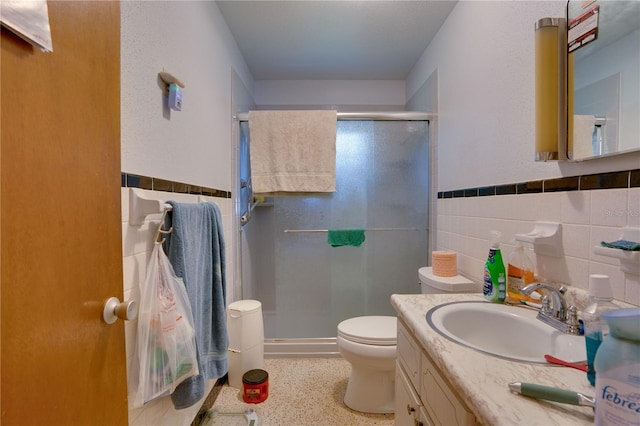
[[265, 120, 430, 338]]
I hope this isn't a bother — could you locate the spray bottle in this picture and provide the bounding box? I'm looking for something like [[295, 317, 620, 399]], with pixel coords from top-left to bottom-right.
[[483, 231, 506, 303]]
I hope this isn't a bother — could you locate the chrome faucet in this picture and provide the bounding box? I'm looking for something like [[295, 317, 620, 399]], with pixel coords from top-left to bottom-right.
[[521, 282, 581, 335]]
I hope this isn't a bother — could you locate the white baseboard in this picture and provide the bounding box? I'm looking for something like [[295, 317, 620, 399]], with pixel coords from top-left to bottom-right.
[[264, 338, 341, 358]]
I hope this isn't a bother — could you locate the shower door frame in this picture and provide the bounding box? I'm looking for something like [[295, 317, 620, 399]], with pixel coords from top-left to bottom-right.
[[236, 111, 433, 357]]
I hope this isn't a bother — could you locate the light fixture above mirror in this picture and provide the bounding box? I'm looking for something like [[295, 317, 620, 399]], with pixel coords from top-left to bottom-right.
[[535, 17, 567, 161]]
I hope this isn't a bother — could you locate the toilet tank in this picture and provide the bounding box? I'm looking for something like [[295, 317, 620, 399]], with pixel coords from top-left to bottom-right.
[[418, 266, 477, 294]]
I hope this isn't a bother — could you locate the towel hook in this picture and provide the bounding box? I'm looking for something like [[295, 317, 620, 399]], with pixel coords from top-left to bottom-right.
[[154, 208, 173, 245]]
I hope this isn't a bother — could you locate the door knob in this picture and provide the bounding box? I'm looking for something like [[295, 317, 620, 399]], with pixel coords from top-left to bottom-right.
[[103, 297, 138, 324]]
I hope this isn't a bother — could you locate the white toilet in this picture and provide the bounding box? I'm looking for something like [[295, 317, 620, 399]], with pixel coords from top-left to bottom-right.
[[417, 266, 477, 295], [337, 266, 476, 414], [337, 315, 397, 413]]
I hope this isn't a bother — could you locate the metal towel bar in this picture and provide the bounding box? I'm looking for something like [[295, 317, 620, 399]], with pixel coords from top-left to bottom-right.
[[284, 228, 424, 233]]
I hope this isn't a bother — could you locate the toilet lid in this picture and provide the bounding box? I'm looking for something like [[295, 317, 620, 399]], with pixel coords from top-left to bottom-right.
[[337, 316, 397, 346]]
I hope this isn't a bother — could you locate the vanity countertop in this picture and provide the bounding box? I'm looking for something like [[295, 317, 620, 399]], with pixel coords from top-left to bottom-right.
[[391, 293, 596, 426]]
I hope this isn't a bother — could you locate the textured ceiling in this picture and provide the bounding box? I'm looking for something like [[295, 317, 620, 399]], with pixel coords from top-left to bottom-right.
[[217, 1, 457, 80]]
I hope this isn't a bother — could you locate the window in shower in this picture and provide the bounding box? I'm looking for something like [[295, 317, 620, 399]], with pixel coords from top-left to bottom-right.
[[241, 120, 429, 339]]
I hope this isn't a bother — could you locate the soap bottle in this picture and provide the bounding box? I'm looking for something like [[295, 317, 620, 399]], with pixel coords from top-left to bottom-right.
[[594, 307, 640, 425], [582, 274, 618, 386], [482, 231, 506, 303], [506, 242, 536, 303]]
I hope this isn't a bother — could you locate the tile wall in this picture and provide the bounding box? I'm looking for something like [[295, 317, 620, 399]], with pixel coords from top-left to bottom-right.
[[120, 174, 234, 426], [437, 169, 640, 306], [117, 168, 639, 424]]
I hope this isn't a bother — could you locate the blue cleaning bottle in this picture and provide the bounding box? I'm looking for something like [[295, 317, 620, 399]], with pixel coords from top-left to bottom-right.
[[582, 274, 618, 386]]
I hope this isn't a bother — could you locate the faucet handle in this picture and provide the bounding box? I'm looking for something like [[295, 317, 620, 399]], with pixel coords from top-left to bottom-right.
[[540, 295, 552, 316], [567, 306, 578, 325], [566, 306, 581, 334]]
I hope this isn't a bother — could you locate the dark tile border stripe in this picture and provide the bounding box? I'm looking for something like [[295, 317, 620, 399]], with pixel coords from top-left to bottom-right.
[[580, 171, 629, 190], [438, 169, 639, 199], [544, 176, 579, 193], [122, 172, 232, 199], [632, 170, 640, 187]]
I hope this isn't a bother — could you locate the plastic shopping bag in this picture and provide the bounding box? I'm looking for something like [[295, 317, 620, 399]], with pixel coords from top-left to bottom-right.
[[133, 243, 199, 407]]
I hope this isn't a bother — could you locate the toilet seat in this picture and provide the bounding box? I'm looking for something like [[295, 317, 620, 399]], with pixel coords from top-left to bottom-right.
[[337, 316, 396, 346]]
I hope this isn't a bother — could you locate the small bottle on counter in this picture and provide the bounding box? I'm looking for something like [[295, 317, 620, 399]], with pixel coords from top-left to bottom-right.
[[582, 274, 618, 386]]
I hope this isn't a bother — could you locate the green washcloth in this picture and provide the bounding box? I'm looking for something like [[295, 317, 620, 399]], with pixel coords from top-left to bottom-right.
[[328, 229, 365, 247], [601, 240, 640, 251]]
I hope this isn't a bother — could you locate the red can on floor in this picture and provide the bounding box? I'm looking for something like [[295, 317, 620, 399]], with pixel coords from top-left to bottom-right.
[[242, 369, 269, 404]]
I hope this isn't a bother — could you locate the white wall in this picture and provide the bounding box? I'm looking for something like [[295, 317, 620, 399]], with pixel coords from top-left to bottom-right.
[[121, 1, 253, 191], [254, 79, 406, 110], [407, 0, 640, 192], [120, 2, 253, 424], [406, 1, 640, 305]]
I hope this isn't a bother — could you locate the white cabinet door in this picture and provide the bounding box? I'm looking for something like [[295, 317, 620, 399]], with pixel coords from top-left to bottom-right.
[[395, 360, 422, 426], [421, 352, 477, 426]]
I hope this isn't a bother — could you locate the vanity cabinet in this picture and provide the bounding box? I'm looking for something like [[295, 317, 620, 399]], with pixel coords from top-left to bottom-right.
[[395, 360, 432, 426], [396, 318, 477, 426]]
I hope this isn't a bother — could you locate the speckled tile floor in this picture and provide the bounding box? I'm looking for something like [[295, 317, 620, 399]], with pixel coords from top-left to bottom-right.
[[204, 358, 395, 426]]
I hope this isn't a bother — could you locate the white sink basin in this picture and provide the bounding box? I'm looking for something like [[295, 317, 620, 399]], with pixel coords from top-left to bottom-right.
[[426, 301, 586, 364]]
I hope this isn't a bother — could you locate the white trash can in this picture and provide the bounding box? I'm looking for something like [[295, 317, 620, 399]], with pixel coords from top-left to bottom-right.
[[227, 300, 264, 389]]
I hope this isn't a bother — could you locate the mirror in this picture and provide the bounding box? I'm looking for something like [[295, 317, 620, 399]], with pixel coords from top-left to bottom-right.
[[567, 0, 640, 161]]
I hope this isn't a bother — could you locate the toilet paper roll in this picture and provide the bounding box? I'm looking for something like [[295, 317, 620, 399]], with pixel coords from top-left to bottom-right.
[[432, 251, 457, 277]]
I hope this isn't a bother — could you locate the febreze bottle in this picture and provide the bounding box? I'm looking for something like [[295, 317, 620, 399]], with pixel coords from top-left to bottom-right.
[[594, 308, 640, 425], [483, 231, 506, 303]]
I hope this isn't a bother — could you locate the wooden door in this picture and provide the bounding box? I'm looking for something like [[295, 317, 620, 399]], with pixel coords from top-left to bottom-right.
[[1, 1, 128, 424]]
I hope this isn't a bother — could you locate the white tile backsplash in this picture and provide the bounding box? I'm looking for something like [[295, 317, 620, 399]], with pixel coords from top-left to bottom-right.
[[437, 187, 639, 305], [121, 187, 234, 426], [625, 274, 640, 306], [562, 224, 591, 259], [628, 187, 640, 228], [590, 188, 629, 227], [561, 190, 591, 225], [530, 192, 562, 222]]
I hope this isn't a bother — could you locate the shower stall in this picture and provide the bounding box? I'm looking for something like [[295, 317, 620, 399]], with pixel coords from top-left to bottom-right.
[[238, 113, 430, 355]]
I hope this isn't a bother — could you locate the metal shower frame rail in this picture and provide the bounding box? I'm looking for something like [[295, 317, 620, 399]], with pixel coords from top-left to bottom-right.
[[235, 110, 431, 226], [236, 111, 431, 122]]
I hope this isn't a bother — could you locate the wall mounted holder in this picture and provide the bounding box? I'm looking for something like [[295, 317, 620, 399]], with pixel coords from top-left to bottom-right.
[[593, 228, 640, 275], [158, 69, 185, 92], [159, 69, 185, 111], [516, 222, 563, 257], [129, 188, 171, 226], [128, 188, 207, 226]]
